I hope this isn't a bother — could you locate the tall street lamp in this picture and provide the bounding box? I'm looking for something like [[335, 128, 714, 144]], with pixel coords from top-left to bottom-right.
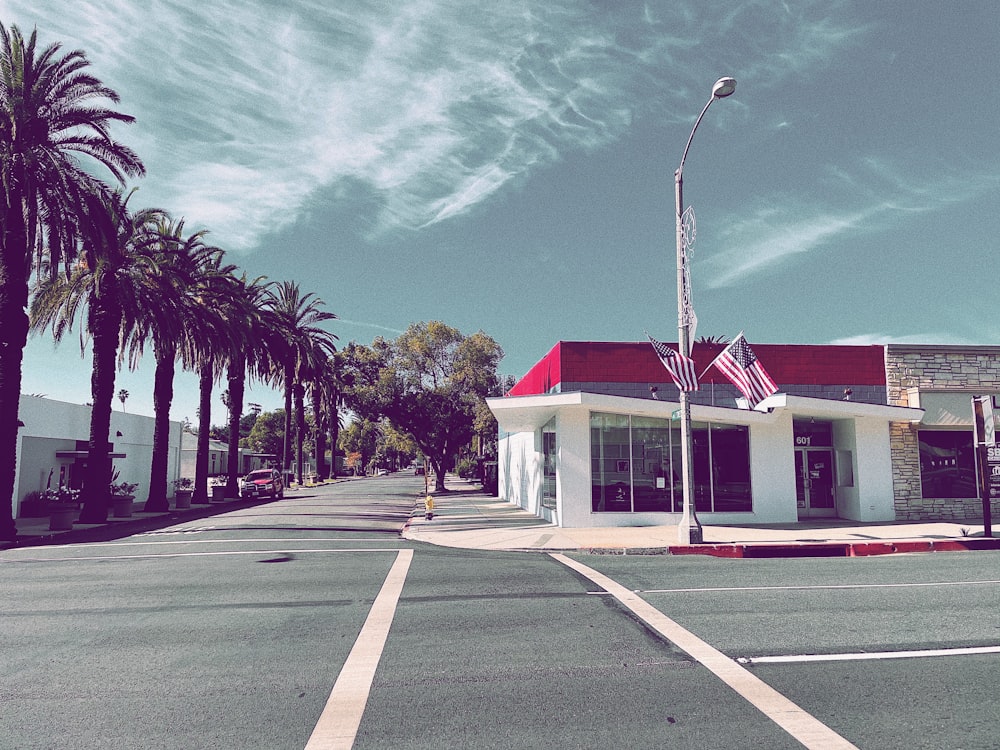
[[675, 76, 736, 545]]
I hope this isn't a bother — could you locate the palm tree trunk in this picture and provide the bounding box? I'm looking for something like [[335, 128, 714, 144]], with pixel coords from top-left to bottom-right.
[[225, 356, 245, 497], [328, 399, 340, 479], [79, 299, 121, 524], [313, 393, 327, 480], [0, 257, 29, 541], [144, 343, 175, 512], [294, 383, 305, 484], [193, 361, 213, 503], [282, 364, 293, 483]]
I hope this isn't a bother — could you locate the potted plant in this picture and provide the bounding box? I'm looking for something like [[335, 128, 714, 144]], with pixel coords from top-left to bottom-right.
[[209, 476, 228, 502], [18, 490, 48, 518], [109, 481, 139, 518], [172, 477, 193, 509], [42, 486, 80, 530]]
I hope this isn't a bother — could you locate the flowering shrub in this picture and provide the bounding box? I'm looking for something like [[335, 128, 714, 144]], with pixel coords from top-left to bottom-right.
[[172, 477, 193, 489], [109, 481, 139, 497], [42, 486, 80, 505]]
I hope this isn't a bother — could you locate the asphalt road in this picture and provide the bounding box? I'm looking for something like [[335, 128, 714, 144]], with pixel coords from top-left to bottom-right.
[[2, 475, 998, 749]]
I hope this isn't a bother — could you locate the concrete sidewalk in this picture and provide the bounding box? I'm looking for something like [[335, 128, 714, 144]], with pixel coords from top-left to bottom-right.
[[6, 477, 998, 558], [404, 478, 1000, 558]]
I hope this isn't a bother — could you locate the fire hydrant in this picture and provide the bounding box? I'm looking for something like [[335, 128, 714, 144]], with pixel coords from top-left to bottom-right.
[[424, 494, 434, 521]]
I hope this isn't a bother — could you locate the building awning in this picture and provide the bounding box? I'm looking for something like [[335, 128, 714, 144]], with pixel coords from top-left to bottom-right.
[[489, 390, 924, 434], [488, 391, 773, 433], [55, 451, 127, 459], [904, 389, 994, 427], [754, 393, 925, 423]]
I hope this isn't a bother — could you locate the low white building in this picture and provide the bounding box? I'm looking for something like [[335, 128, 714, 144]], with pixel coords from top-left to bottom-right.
[[13, 395, 183, 517], [488, 342, 1000, 528]]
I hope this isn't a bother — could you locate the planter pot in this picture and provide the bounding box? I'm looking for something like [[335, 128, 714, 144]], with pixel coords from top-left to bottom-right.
[[174, 490, 192, 509], [111, 495, 135, 518], [48, 507, 77, 531]]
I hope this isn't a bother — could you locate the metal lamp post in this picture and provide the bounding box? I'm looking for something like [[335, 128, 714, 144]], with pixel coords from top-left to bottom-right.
[[675, 76, 736, 545]]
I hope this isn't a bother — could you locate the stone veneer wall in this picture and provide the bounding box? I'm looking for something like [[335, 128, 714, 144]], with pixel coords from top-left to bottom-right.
[[886, 345, 1000, 521]]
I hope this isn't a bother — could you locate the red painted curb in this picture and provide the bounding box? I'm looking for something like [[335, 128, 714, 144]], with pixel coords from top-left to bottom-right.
[[663, 538, 1000, 558]]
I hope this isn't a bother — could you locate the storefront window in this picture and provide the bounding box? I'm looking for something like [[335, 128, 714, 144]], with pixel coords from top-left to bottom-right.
[[631, 417, 676, 512], [919, 430, 976, 498], [710, 423, 752, 511], [591, 413, 632, 511], [542, 418, 557, 509], [591, 412, 751, 513]]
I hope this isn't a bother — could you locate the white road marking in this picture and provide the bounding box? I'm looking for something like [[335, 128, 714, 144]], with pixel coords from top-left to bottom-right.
[[305, 549, 413, 750], [1, 549, 403, 563], [739, 645, 1000, 665], [48, 537, 401, 549], [640, 580, 1000, 594], [552, 553, 859, 750]]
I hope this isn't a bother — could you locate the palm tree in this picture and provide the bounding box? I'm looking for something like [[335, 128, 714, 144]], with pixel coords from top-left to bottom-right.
[[265, 282, 337, 485], [184, 253, 242, 504], [124, 218, 229, 511], [0, 23, 143, 540], [220, 274, 278, 498], [30, 190, 165, 523]]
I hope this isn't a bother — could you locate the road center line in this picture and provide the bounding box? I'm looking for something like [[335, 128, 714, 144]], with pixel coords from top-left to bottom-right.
[[305, 548, 413, 750], [552, 553, 859, 750], [740, 645, 1000, 665]]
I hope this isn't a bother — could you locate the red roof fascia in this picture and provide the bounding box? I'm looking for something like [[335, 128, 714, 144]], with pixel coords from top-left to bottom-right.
[[506, 342, 563, 396], [509, 342, 886, 394]]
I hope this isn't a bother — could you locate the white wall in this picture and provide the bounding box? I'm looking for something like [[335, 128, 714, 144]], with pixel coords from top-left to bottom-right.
[[554, 409, 590, 528], [851, 417, 896, 521], [497, 431, 544, 518], [832, 419, 860, 518], [13, 396, 182, 516]]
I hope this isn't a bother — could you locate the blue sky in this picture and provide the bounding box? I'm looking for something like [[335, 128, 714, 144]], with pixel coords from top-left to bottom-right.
[[6, 1, 1000, 423]]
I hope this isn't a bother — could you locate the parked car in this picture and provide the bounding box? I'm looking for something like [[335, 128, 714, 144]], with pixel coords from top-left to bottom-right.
[[240, 469, 284, 499]]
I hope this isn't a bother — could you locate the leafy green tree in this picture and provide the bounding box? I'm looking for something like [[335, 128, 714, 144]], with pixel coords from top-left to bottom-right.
[[238, 412, 258, 446], [340, 321, 503, 492], [377, 422, 417, 471], [338, 419, 380, 475], [246, 409, 285, 461], [0, 24, 143, 540]]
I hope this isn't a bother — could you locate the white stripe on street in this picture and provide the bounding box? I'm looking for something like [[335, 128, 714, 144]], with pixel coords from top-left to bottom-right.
[[740, 645, 1000, 665], [50, 537, 403, 549], [305, 549, 413, 750], [1, 549, 403, 563], [641, 580, 1000, 594], [552, 553, 858, 750]]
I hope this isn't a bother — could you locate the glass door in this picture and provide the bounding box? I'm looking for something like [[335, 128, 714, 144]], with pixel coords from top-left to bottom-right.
[[795, 448, 836, 518]]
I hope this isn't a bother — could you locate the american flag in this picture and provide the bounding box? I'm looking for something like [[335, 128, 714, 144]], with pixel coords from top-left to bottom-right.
[[712, 334, 778, 407], [646, 334, 699, 392]]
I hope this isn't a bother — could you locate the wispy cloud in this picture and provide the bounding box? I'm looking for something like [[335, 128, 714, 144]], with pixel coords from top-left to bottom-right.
[[336, 318, 406, 336], [829, 333, 976, 346], [705, 158, 1000, 288], [7, 0, 873, 251]]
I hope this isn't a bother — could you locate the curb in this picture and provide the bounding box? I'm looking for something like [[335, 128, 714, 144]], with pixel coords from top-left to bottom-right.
[[664, 538, 1000, 558]]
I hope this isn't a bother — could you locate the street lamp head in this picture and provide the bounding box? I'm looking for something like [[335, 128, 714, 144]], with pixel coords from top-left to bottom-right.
[[712, 77, 737, 98]]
